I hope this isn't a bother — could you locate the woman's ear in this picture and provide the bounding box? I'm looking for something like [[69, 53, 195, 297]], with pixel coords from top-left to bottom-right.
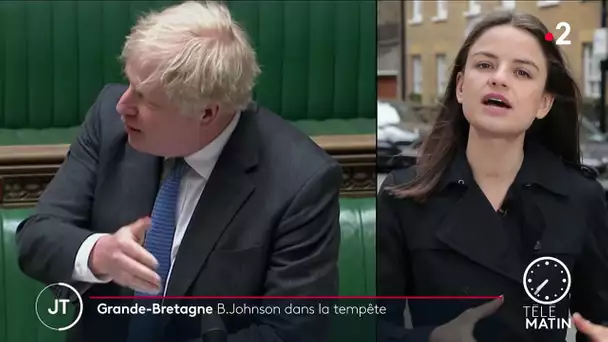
[[456, 72, 464, 104], [536, 92, 555, 120]]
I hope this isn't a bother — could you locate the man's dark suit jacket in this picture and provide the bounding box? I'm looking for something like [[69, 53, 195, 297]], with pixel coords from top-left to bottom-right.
[[16, 84, 343, 342]]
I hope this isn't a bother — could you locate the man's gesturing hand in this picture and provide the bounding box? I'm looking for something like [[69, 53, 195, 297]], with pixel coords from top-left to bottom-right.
[[89, 217, 161, 293], [430, 297, 504, 342]]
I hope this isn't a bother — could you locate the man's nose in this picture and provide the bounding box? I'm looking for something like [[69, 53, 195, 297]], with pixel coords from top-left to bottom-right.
[[116, 88, 137, 116]]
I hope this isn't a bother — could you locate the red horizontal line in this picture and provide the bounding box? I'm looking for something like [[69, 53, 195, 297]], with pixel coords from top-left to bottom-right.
[[89, 296, 501, 300]]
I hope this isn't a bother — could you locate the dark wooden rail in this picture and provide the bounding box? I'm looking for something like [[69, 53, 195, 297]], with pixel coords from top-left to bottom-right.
[[0, 134, 376, 207]]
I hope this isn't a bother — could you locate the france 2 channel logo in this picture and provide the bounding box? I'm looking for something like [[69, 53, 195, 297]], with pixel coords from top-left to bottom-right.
[[546, 22, 571, 46]]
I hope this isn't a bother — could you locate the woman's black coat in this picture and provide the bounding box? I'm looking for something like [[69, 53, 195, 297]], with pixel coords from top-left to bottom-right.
[[377, 142, 608, 342]]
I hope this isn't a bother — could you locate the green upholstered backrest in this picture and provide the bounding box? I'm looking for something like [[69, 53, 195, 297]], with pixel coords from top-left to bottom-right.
[[0, 208, 70, 342], [0, 197, 376, 342], [332, 197, 377, 342], [337, 197, 376, 296], [0, 1, 375, 133]]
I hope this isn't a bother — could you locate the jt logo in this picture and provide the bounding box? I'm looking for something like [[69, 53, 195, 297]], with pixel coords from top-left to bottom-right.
[[48, 299, 71, 315], [36, 282, 83, 331]]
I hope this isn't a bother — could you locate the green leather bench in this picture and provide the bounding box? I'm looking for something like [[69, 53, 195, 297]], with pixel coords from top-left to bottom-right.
[[0, 198, 376, 342], [0, 0, 375, 145]]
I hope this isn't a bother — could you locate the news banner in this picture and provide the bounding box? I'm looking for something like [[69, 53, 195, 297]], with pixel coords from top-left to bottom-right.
[[35, 255, 574, 340], [36, 282, 502, 335], [37, 282, 396, 327], [94, 300, 387, 318]]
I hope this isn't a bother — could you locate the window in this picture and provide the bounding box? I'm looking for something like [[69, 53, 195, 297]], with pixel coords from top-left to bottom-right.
[[583, 43, 601, 98], [433, 0, 448, 21], [537, 0, 560, 8], [409, 0, 422, 24], [436, 54, 447, 95], [502, 0, 516, 9], [465, 16, 482, 38], [464, 0, 481, 16], [412, 55, 422, 94]]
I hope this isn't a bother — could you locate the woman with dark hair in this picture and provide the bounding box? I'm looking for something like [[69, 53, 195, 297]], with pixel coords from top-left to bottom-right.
[[378, 10, 608, 342]]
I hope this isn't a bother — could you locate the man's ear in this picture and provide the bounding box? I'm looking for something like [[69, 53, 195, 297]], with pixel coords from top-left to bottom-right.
[[199, 105, 220, 125], [535, 92, 555, 120], [456, 72, 464, 104]]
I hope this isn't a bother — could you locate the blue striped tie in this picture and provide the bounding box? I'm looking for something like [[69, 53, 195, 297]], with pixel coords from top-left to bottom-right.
[[127, 158, 187, 342]]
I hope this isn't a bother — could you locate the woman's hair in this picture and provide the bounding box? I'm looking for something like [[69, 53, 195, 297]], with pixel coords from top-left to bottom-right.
[[121, 1, 261, 115], [390, 10, 582, 201]]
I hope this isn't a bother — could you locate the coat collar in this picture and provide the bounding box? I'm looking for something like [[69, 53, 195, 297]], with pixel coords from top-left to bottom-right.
[[438, 139, 571, 197], [184, 111, 241, 180]]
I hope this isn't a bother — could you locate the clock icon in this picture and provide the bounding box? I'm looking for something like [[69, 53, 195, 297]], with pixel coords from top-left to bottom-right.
[[523, 256, 571, 305]]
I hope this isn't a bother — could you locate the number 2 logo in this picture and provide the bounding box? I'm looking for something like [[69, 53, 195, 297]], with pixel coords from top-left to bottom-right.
[[555, 22, 571, 45]]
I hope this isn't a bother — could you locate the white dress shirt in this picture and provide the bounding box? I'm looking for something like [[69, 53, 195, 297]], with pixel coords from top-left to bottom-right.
[[72, 111, 241, 293]]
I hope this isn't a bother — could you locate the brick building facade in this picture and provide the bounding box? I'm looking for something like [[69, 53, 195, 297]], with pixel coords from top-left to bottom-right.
[[404, 0, 602, 105]]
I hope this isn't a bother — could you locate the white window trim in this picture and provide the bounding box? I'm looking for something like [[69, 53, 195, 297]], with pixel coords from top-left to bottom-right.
[[583, 43, 601, 99], [378, 70, 399, 77], [502, 0, 516, 9], [408, 17, 423, 25], [412, 56, 423, 94], [464, 16, 482, 38], [436, 54, 447, 95], [537, 0, 560, 8], [409, 0, 423, 25], [432, 0, 448, 22], [463, 0, 481, 18]]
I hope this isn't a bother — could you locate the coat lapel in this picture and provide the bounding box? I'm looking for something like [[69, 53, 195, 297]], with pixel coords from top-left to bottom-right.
[[164, 165, 255, 297], [165, 107, 259, 297], [433, 140, 575, 286], [527, 190, 579, 256], [514, 142, 578, 256], [110, 140, 163, 297], [116, 142, 162, 222], [435, 187, 525, 285]]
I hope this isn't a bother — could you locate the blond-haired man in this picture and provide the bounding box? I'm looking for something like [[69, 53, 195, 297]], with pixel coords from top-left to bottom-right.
[[16, 2, 342, 342]]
